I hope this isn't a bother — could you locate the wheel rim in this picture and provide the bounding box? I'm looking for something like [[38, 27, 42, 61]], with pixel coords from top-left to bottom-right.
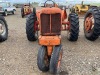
[[35, 31, 38, 39], [85, 14, 94, 33], [44, 50, 49, 67], [44, 54, 49, 67], [0, 20, 6, 36], [57, 48, 63, 72]]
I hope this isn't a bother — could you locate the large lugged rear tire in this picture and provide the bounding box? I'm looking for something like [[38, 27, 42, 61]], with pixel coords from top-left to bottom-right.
[[0, 16, 8, 42], [49, 45, 63, 74], [67, 13, 79, 41], [26, 12, 38, 41], [84, 8, 100, 41], [21, 8, 24, 18], [37, 46, 49, 72]]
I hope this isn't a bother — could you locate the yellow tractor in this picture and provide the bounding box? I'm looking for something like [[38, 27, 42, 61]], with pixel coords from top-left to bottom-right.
[[70, 1, 89, 15], [21, 3, 32, 18]]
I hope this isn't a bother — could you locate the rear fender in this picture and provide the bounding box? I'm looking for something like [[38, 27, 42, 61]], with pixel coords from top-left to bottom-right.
[[61, 10, 67, 21]]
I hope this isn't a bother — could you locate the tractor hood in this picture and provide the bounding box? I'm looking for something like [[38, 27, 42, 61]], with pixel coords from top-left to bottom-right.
[[40, 7, 62, 14], [37, 7, 62, 14], [36, 7, 62, 24]]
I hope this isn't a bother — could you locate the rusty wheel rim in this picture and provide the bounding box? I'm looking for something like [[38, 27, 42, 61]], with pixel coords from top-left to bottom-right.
[[44, 50, 49, 67], [85, 14, 94, 33], [57, 48, 63, 72]]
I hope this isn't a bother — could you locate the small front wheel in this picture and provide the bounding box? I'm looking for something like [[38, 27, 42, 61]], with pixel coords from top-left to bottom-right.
[[37, 46, 49, 72], [49, 45, 63, 74]]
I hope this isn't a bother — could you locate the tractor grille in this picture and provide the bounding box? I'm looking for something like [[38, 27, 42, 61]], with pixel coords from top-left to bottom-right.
[[51, 14, 61, 34], [41, 13, 61, 35], [41, 14, 50, 34]]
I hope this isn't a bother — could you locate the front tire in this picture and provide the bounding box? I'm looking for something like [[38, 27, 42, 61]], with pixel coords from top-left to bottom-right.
[[37, 46, 49, 72], [67, 13, 79, 41], [49, 45, 63, 74], [0, 16, 8, 42]]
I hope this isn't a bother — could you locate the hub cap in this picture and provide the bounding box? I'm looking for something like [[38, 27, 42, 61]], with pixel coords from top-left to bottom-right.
[[0, 20, 6, 36], [85, 14, 94, 33], [57, 48, 63, 73]]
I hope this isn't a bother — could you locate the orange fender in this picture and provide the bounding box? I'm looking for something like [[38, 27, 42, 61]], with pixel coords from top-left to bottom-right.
[[61, 10, 67, 21]]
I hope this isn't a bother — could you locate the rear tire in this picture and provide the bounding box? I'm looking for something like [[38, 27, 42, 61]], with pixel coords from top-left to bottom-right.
[[67, 13, 79, 41], [26, 13, 38, 41], [49, 45, 63, 74], [37, 46, 49, 72], [33, 7, 36, 14], [0, 16, 8, 42], [21, 8, 24, 18], [84, 8, 100, 41]]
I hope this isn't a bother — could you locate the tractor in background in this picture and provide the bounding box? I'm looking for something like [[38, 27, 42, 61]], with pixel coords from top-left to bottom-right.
[[70, 1, 89, 15], [26, 0, 79, 74], [21, 3, 32, 18]]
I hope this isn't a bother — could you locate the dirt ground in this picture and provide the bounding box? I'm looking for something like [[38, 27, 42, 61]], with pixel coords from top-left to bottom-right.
[[0, 8, 100, 75]]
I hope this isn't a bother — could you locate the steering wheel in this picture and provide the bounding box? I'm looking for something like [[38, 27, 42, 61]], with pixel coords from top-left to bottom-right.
[[44, 0, 55, 7]]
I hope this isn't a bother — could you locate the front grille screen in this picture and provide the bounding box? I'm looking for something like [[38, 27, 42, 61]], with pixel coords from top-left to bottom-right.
[[41, 13, 61, 35]]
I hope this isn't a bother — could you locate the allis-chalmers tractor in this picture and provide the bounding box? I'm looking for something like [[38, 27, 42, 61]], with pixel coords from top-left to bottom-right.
[[26, 0, 79, 74], [21, 3, 32, 18], [84, 7, 100, 41]]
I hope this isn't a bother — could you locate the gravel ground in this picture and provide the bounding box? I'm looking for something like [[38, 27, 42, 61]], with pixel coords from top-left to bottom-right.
[[0, 8, 100, 75]]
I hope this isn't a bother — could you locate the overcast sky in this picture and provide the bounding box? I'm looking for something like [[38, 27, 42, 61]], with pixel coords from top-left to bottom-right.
[[1, 0, 100, 3]]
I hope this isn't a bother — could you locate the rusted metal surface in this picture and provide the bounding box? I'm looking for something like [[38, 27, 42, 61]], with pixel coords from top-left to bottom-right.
[[41, 14, 50, 35], [51, 13, 61, 34], [85, 14, 94, 32], [41, 13, 61, 35], [40, 7, 62, 14]]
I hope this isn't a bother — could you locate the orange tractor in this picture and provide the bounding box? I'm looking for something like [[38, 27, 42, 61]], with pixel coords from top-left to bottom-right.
[[26, 0, 79, 74], [21, 3, 32, 18], [84, 7, 100, 41]]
